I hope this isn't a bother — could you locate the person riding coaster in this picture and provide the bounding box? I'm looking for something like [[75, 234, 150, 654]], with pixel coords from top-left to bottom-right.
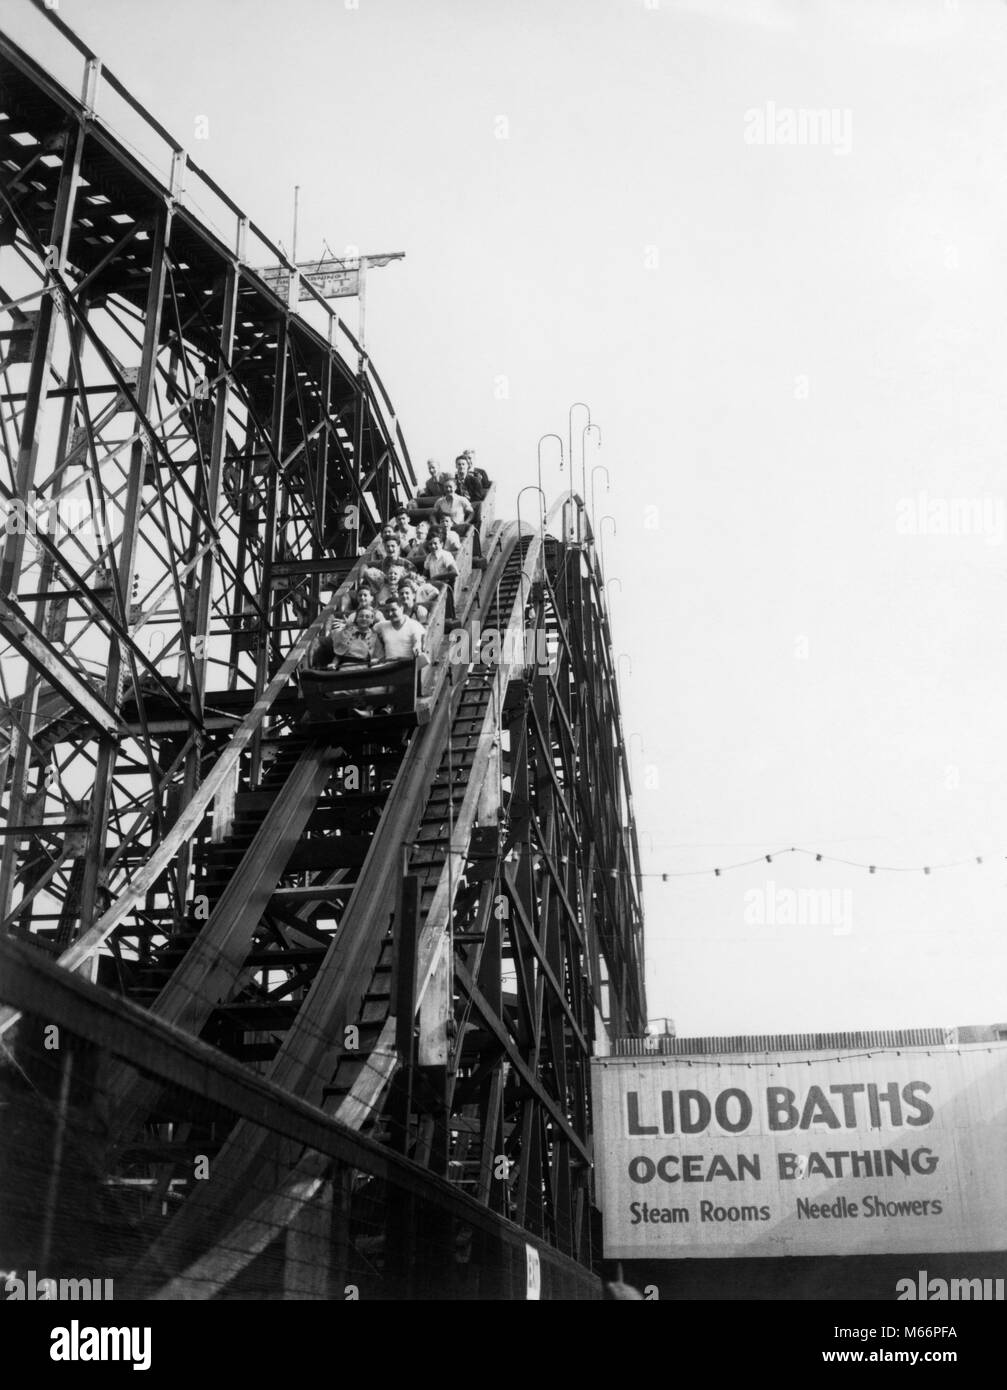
[[300, 595, 427, 721]]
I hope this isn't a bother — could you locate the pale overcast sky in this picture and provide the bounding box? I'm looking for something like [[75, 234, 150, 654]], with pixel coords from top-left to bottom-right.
[[12, 0, 1007, 1035]]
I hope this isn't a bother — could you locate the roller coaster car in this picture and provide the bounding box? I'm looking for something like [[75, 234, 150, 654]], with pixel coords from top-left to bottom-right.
[[299, 657, 421, 726], [407, 506, 481, 539]]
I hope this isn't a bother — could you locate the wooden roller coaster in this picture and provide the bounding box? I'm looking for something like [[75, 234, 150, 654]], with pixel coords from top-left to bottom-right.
[[0, 2, 645, 1299]]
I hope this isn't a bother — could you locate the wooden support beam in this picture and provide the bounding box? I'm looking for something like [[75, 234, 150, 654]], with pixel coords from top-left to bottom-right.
[[0, 575, 364, 1037], [453, 959, 589, 1163], [0, 600, 124, 734], [105, 741, 341, 1132]]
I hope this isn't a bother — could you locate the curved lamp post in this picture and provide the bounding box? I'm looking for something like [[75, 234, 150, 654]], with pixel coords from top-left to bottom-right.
[[598, 513, 617, 572], [568, 402, 591, 486], [516, 483, 546, 537], [581, 422, 602, 523], [569, 403, 592, 540], [591, 463, 610, 520], [537, 433, 564, 512], [515, 483, 546, 612]]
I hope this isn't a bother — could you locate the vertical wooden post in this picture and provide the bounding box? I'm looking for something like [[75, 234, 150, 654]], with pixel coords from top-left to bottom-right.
[[388, 869, 419, 1154], [250, 321, 288, 786], [40, 1048, 74, 1270], [330, 1167, 354, 1299], [78, 199, 173, 932], [385, 868, 419, 1296]]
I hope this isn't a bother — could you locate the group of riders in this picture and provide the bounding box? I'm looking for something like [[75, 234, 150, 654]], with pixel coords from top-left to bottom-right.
[[311, 450, 491, 672]]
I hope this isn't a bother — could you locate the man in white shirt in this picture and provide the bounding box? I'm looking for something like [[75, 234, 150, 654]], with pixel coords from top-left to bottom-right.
[[433, 477, 473, 529], [424, 535, 459, 586], [374, 595, 426, 662]]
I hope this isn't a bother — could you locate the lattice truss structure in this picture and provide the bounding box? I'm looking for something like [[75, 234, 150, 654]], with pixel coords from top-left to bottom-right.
[[0, 17, 414, 950], [0, 7, 646, 1293], [414, 532, 649, 1254]]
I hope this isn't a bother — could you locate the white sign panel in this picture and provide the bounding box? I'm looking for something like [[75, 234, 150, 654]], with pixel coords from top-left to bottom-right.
[[591, 1044, 1007, 1259], [258, 263, 360, 302], [525, 1243, 541, 1300]]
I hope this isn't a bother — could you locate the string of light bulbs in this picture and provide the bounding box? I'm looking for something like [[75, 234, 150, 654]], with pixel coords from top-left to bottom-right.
[[631, 845, 992, 881], [597, 1048, 998, 1067]]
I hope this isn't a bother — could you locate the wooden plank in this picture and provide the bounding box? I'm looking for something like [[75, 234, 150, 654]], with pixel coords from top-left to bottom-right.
[[0, 933, 397, 1183], [127, 688, 452, 1265], [105, 742, 341, 1132]]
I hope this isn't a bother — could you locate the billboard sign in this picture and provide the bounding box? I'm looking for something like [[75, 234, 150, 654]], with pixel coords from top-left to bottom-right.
[[591, 1044, 1007, 1258], [255, 254, 403, 305], [257, 262, 359, 302]]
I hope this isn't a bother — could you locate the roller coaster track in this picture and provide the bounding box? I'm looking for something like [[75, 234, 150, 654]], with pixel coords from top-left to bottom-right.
[[0, 4, 646, 1298]]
